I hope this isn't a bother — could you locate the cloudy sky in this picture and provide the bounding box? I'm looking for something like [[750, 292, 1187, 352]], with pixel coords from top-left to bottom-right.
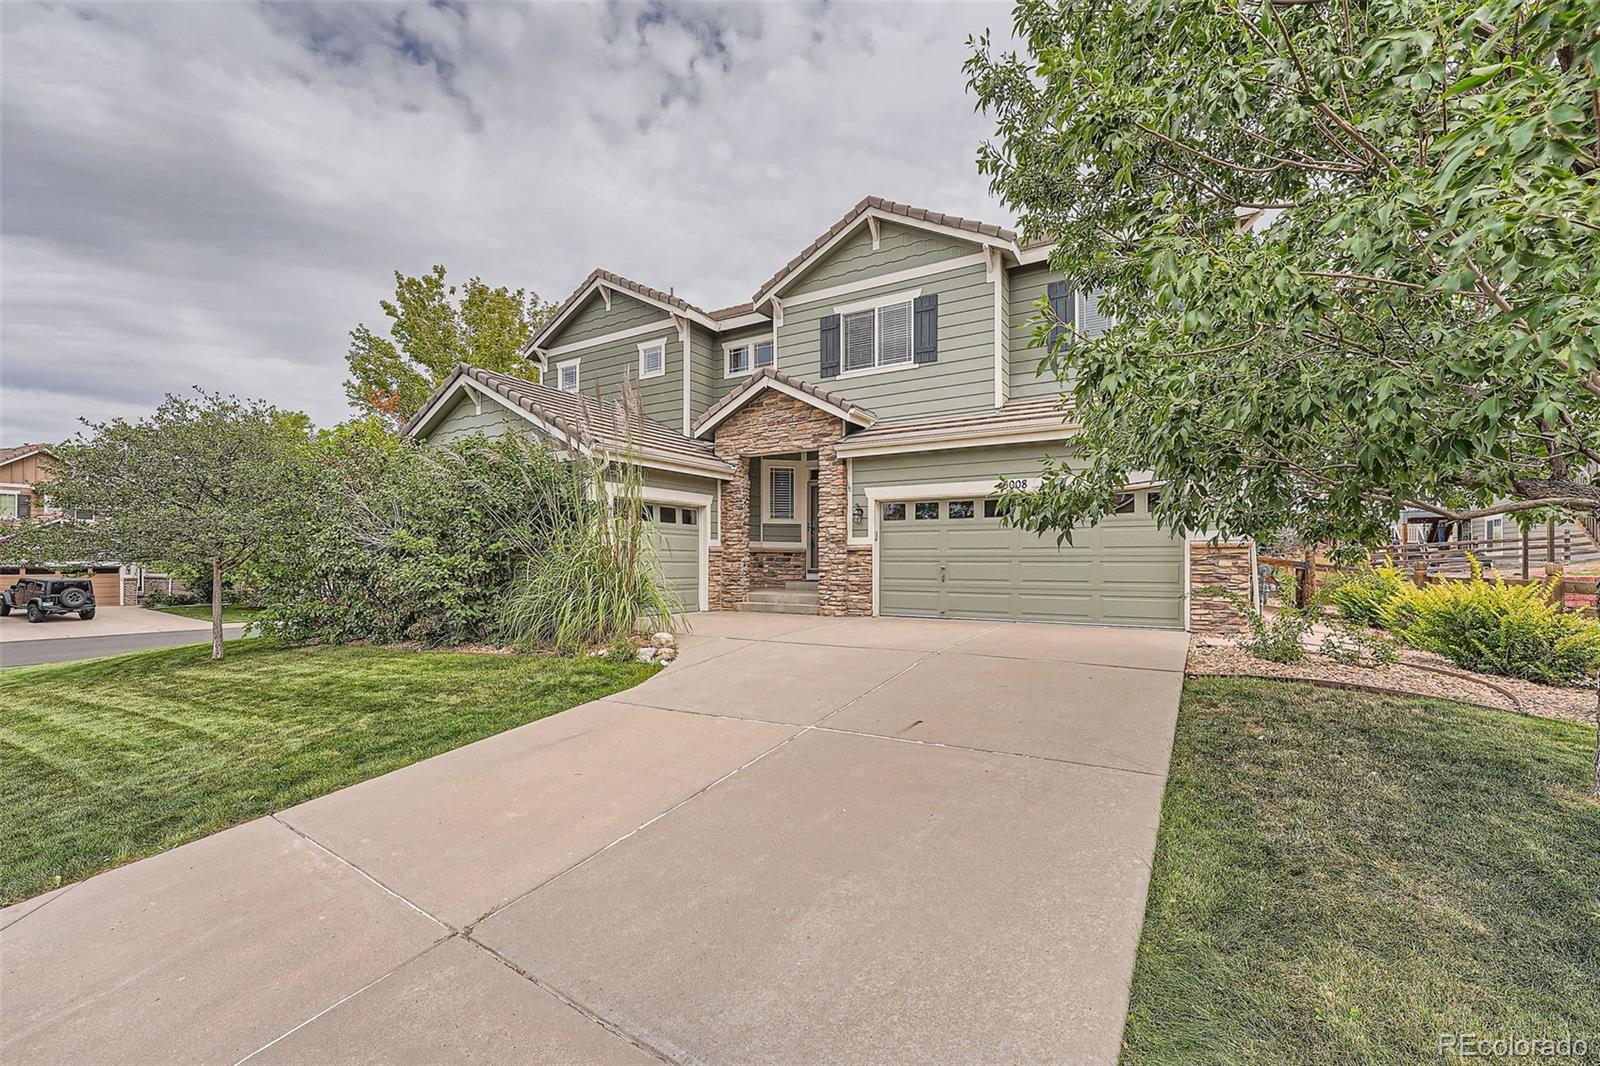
[[1, 1, 1017, 444]]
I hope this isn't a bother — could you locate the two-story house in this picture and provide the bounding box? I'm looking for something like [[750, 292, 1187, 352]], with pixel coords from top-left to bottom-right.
[[405, 197, 1254, 630]]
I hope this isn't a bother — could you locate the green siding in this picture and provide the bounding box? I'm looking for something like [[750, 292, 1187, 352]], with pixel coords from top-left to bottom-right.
[[688, 324, 719, 422], [849, 442, 1081, 539], [785, 220, 978, 297], [423, 393, 523, 445], [708, 322, 776, 405], [777, 261, 996, 421], [1008, 263, 1069, 402], [641, 467, 718, 497], [550, 290, 667, 347], [555, 326, 686, 432]]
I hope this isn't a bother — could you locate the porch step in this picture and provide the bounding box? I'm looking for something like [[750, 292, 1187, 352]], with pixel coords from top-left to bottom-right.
[[745, 587, 820, 604], [735, 600, 819, 615], [784, 579, 819, 591]]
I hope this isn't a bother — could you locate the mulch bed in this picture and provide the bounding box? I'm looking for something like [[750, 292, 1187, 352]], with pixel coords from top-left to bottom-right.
[[1187, 639, 1597, 726]]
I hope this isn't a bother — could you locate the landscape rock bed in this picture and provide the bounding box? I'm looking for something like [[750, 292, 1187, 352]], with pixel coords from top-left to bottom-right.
[[1188, 639, 1596, 725]]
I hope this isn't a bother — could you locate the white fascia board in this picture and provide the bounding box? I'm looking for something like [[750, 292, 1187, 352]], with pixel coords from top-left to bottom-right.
[[779, 253, 986, 311], [621, 450, 735, 481], [835, 424, 1078, 459], [710, 311, 770, 330], [544, 317, 678, 357], [753, 208, 1013, 307], [1014, 244, 1053, 266], [410, 376, 589, 456], [538, 278, 717, 351]]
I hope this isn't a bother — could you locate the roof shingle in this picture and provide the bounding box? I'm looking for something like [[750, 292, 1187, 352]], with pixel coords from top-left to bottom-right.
[[407, 365, 734, 476]]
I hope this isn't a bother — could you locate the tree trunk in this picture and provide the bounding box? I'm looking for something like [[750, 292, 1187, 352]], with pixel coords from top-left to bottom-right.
[[211, 559, 224, 661]]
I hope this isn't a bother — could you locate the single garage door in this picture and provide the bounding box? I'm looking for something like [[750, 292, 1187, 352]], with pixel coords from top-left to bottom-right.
[[647, 504, 702, 613], [878, 491, 1183, 627]]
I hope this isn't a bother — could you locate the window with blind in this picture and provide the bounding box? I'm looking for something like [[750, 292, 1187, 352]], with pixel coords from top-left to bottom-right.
[[638, 341, 665, 379], [766, 466, 795, 521], [840, 295, 915, 373], [556, 360, 580, 392], [726, 339, 776, 376]]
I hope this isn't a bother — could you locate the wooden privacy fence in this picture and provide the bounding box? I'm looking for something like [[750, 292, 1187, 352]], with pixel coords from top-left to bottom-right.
[[1376, 530, 1599, 579], [1259, 555, 1600, 619]]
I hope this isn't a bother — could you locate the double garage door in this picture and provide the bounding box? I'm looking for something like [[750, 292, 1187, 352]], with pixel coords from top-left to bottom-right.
[[644, 503, 702, 614], [878, 491, 1183, 628]]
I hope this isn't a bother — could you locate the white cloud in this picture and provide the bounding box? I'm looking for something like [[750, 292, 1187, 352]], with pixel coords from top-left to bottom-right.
[[1, 0, 1015, 443]]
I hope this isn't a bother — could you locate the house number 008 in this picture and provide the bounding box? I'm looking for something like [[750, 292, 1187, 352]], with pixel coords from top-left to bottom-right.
[[1001, 477, 1035, 492]]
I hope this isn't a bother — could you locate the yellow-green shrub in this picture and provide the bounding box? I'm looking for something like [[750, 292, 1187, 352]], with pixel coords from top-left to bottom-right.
[[1324, 564, 1410, 627], [1381, 563, 1600, 684]]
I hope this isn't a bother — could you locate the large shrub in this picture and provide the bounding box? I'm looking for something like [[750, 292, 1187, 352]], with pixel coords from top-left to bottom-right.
[[255, 424, 573, 646], [1324, 564, 1410, 628], [1382, 565, 1600, 685]]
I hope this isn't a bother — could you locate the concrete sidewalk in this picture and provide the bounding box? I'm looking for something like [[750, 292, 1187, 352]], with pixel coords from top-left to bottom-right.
[[1, 615, 1187, 1065]]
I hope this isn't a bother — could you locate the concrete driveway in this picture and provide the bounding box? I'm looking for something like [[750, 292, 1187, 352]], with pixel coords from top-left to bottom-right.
[[0, 615, 1187, 1065], [0, 606, 248, 666]]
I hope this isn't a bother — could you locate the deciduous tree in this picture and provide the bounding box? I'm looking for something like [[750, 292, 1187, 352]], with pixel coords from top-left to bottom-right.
[[344, 266, 554, 424], [966, 0, 1600, 546], [10, 391, 314, 659]]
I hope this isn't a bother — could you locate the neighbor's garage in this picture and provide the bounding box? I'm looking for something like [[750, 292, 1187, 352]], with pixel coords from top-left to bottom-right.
[[0, 566, 123, 606], [645, 503, 703, 613], [877, 489, 1183, 627]]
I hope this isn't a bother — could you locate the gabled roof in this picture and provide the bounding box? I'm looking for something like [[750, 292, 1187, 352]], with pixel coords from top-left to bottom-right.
[[405, 365, 735, 479], [0, 443, 53, 467], [751, 196, 1021, 306], [833, 398, 1078, 458], [527, 268, 720, 354], [692, 367, 876, 439]]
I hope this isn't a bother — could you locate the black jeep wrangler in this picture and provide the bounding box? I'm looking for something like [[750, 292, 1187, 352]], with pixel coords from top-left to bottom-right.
[[1, 578, 96, 622]]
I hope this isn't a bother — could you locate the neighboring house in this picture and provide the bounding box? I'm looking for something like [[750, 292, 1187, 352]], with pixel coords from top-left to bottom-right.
[[0, 443, 52, 521], [405, 196, 1254, 630], [0, 442, 137, 605]]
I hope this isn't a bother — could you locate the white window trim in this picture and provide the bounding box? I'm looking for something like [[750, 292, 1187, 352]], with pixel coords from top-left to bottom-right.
[[723, 340, 752, 379], [762, 462, 802, 524], [723, 338, 776, 379], [836, 288, 919, 379], [555, 358, 581, 393], [637, 337, 668, 380]]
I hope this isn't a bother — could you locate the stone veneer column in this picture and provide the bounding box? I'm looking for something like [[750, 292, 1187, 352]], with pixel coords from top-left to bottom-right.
[[1187, 542, 1255, 633], [815, 443, 851, 616], [713, 456, 753, 610]]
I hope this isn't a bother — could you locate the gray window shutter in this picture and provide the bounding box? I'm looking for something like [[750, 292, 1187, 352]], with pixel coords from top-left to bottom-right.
[[913, 294, 938, 364], [1046, 280, 1073, 348], [820, 314, 841, 378], [17, 494, 30, 520]]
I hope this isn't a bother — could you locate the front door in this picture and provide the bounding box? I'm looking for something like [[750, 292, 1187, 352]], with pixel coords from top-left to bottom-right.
[[807, 474, 820, 576]]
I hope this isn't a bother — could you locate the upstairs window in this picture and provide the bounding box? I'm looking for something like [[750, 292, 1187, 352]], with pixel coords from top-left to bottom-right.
[[556, 359, 580, 393], [638, 340, 666, 379], [725, 339, 776, 377], [839, 292, 916, 374]]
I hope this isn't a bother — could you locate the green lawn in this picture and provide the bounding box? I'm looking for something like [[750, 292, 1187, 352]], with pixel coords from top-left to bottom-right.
[[0, 640, 656, 903], [1124, 677, 1600, 1064], [153, 604, 260, 623]]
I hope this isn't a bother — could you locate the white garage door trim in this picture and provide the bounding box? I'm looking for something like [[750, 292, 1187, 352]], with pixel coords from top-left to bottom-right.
[[641, 486, 711, 613], [865, 479, 1190, 629]]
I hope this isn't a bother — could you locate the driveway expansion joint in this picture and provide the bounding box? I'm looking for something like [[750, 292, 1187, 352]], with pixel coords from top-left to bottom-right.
[[269, 814, 455, 932]]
